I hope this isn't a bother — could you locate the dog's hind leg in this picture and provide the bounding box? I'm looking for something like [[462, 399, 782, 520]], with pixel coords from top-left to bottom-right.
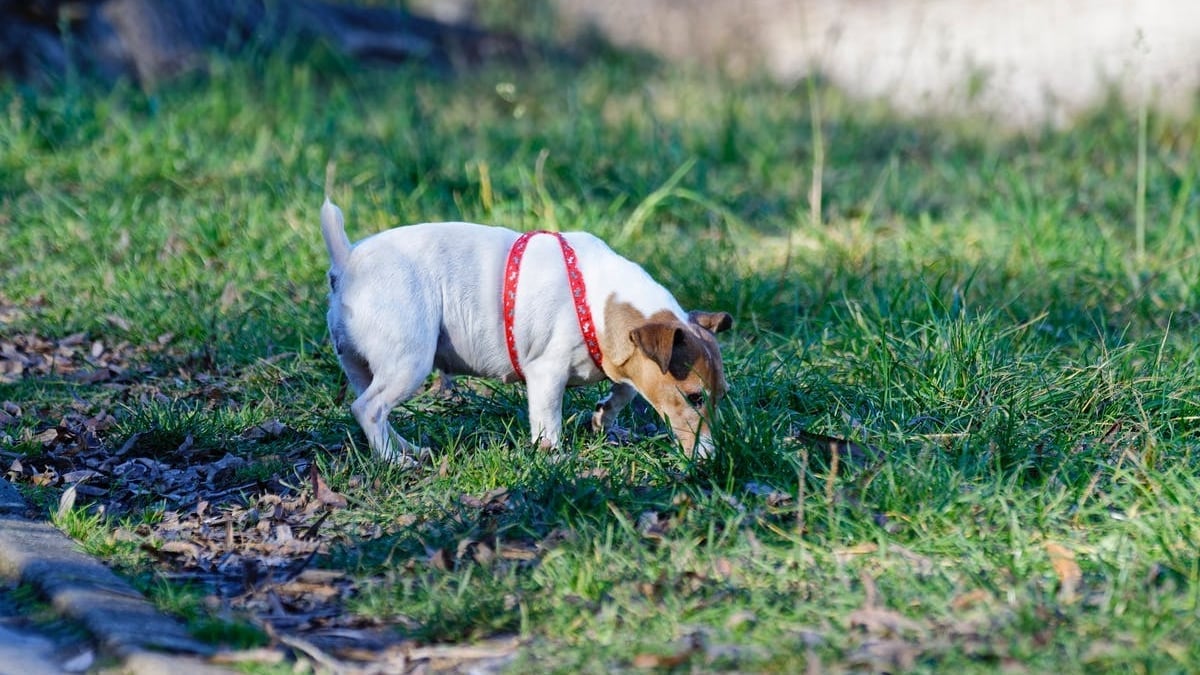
[[350, 352, 434, 464], [336, 345, 373, 396]]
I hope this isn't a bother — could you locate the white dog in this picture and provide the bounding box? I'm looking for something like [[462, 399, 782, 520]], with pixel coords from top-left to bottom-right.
[[321, 199, 732, 462]]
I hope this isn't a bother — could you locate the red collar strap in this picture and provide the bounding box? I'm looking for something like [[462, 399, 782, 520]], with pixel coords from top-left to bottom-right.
[[502, 230, 603, 381]]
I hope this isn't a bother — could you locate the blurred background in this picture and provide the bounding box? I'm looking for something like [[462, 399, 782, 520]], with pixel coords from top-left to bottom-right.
[[4, 0, 1199, 127]]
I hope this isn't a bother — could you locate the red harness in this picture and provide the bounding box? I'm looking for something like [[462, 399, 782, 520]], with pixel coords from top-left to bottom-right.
[[502, 231, 603, 381]]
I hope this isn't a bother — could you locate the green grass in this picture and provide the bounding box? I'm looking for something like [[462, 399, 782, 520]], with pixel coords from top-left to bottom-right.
[[3, 36, 1200, 672]]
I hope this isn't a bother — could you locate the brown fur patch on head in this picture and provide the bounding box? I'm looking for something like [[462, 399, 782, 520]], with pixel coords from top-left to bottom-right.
[[600, 296, 731, 455]]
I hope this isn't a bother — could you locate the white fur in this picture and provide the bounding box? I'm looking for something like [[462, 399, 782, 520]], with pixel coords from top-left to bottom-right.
[[321, 199, 714, 461]]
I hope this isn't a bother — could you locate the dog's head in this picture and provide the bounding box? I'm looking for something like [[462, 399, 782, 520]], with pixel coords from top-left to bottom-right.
[[602, 299, 733, 457]]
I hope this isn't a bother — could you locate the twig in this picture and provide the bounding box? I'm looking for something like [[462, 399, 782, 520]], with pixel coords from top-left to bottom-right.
[[278, 633, 348, 673]]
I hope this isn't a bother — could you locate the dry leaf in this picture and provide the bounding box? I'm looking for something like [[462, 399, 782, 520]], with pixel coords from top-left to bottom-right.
[[219, 281, 241, 311], [726, 609, 757, 630], [310, 464, 348, 508], [637, 511, 671, 540], [34, 427, 62, 446], [242, 420, 290, 441], [848, 607, 926, 637], [834, 542, 879, 563], [62, 469, 102, 483], [159, 540, 202, 558], [628, 648, 696, 667], [105, 314, 132, 331], [632, 634, 703, 669], [427, 547, 453, 571], [56, 483, 78, 521], [847, 638, 919, 671], [211, 648, 287, 665], [950, 588, 993, 611], [1043, 541, 1081, 603]]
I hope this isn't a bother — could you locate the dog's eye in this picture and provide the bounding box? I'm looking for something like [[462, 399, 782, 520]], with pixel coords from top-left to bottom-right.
[[686, 392, 706, 408]]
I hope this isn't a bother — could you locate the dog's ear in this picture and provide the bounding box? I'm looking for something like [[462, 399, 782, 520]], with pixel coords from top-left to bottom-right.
[[688, 310, 733, 334], [631, 323, 682, 374]]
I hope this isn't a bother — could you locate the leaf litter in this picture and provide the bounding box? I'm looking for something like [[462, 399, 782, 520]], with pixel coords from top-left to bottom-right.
[[1, 324, 1083, 671], [0, 327, 530, 672]]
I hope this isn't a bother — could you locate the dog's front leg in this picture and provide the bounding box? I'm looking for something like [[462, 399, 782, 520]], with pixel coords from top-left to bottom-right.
[[523, 364, 569, 449], [593, 381, 636, 443]]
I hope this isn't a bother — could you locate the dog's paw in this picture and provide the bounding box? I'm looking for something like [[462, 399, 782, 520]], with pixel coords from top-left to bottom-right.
[[375, 444, 433, 470], [604, 426, 633, 445]]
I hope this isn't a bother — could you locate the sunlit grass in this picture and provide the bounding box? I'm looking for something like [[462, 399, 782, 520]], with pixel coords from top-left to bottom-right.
[[2, 38, 1199, 671]]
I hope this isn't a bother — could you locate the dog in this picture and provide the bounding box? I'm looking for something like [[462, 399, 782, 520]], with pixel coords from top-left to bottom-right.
[[320, 198, 732, 463]]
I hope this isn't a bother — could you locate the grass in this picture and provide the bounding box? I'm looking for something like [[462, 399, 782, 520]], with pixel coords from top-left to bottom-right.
[[2, 31, 1200, 672]]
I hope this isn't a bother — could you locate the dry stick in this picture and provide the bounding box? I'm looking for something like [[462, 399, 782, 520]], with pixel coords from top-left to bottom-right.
[[825, 436, 839, 542], [792, 429, 881, 466], [808, 73, 825, 230], [278, 634, 346, 673], [796, 445, 809, 537], [1135, 100, 1148, 264], [300, 510, 332, 540]]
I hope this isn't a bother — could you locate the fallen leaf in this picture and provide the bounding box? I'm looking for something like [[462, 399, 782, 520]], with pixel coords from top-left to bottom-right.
[[211, 648, 287, 666], [632, 650, 693, 669], [848, 607, 926, 637], [637, 510, 671, 540], [310, 464, 347, 508], [427, 547, 453, 571], [242, 420, 290, 440], [105, 314, 132, 331], [462, 487, 510, 512], [176, 434, 194, 454], [219, 281, 241, 311], [744, 481, 791, 505], [34, 427, 62, 446], [884, 543, 935, 575], [498, 543, 539, 561], [834, 542, 878, 563], [456, 536, 496, 566], [56, 483, 78, 521], [1044, 541, 1081, 603], [950, 588, 993, 611], [847, 638, 919, 671], [62, 469, 102, 483], [632, 633, 703, 669], [159, 540, 203, 558], [726, 609, 757, 630]]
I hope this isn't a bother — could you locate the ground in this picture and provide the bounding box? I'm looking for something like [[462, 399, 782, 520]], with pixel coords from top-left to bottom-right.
[[2, 35, 1200, 673]]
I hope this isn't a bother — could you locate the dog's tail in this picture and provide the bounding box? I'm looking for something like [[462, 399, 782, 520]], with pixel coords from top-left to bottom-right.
[[321, 198, 352, 271]]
